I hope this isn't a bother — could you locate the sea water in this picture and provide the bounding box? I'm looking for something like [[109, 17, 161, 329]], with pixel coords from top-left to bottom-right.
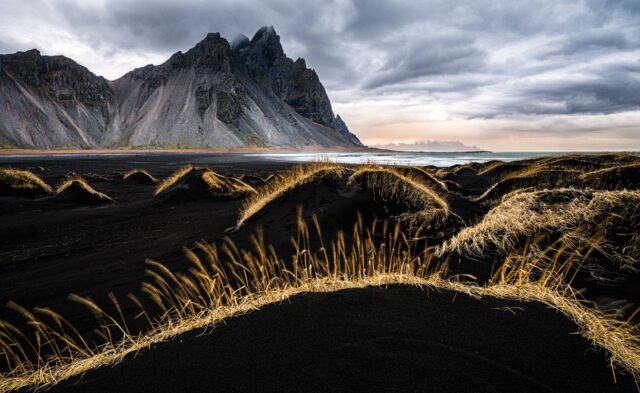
[[1, 151, 635, 168], [244, 152, 576, 167]]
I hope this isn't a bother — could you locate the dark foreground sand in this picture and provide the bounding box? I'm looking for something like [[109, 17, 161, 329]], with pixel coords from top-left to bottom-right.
[[1, 152, 640, 392], [45, 286, 636, 393], [0, 154, 294, 336], [0, 153, 483, 338]]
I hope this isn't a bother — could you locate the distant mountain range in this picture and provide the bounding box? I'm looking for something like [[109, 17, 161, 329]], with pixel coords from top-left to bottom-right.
[[372, 140, 483, 152], [0, 26, 362, 149]]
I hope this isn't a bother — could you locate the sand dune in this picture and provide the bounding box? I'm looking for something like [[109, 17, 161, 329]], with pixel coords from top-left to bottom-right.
[[0, 153, 639, 392]]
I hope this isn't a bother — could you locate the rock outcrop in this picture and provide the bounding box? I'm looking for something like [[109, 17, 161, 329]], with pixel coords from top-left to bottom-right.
[[0, 27, 363, 149]]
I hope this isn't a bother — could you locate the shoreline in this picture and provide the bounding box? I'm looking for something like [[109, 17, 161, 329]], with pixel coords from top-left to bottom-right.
[[2, 148, 637, 157], [0, 146, 381, 156]]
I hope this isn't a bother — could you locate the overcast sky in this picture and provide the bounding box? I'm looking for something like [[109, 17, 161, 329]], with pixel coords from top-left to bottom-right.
[[1, 0, 639, 151]]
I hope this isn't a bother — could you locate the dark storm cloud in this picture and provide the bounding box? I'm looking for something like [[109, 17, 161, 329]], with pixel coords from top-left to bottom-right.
[[362, 34, 486, 90], [495, 74, 640, 117], [0, 0, 639, 124]]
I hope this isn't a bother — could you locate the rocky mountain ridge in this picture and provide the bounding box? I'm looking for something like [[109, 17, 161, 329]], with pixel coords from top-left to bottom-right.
[[0, 26, 362, 149]]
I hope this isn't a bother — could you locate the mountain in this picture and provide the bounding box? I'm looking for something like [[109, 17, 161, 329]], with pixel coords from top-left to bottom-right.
[[372, 140, 483, 152], [0, 26, 362, 149]]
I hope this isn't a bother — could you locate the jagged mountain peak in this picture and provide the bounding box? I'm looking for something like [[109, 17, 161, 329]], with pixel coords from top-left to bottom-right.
[[231, 34, 250, 51], [9, 48, 41, 57], [251, 25, 278, 42], [0, 27, 363, 149], [194, 32, 231, 52]]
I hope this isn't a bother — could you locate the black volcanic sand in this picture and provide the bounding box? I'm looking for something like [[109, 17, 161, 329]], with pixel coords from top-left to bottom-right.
[[45, 286, 636, 393], [0, 153, 639, 326], [0, 153, 487, 337], [1, 152, 640, 391], [0, 154, 437, 337], [0, 154, 292, 336]]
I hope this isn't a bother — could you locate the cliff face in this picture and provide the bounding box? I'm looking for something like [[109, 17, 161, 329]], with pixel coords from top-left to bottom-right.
[[235, 26, 335, 128], [0, 27, 362, 149], [0, 49, 115, 148]]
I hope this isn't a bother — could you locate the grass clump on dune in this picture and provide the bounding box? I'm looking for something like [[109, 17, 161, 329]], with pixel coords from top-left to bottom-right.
[[432, 164, 478, 180], [236, 163, 453, 230], [399, 166, 449, 192], [439, 189, 640, 268], [505, 154, 636, 181], [154, 165, 256, 200], [53, 177, 113, 205], [239, 174, 267, 187], [578, 163, 640, 190], [526, 155, 605, 172], [475, 154, 640, 202], [347, 165, 450, 223], [475, 169, 579, 202], [235, 162, 347, 229], [452, 163, 478, 176], [477, 161, 526, 178], [1, 218, 640, 391], [121, 169, 158, 185], [0, 168, 52, 198], [154, 165, 195, 196]]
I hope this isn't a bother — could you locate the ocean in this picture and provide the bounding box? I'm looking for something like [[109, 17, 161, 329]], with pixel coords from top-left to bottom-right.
[[244, 151, 594, 167], [1, 151, 636, 167]]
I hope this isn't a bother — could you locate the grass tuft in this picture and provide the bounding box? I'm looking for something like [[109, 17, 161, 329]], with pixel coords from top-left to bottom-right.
[[347, 165, 450, 223], [439, 188, 640, 268], [53, 177, 113, 204], [121, 169, 158, 185], [578, 163, 640, 190], [0, 168, 52, 197], [154, 165, 256, 200], [1, 218, 640, 391], [476, 169, 579, 202], [154, 165, 197, 196], [399, 166, 449, 192], [235, 163, 347, 229]]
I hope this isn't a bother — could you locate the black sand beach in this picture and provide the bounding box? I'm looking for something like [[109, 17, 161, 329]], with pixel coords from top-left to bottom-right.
[[45, 286, 637, 393], [0, 155, 291, 333], [1, 152, 640, 392]]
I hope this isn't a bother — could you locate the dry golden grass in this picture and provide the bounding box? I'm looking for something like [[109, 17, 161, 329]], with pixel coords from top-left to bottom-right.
[[477, 161, 526, 177], [347, 165, 450, 223], [431, 164, 478, 180], [200, 172, 256, 199], [399, 166, 449, 192], [236, 163, 455, 230], [154, 165, 198, 196], [503, 154, 636, 181], [235, 162, 347, 229], [122, 169, 158, 185], [452, 163, 478, 175], [578, 163, 640, 190], [54, 177, 113, 204], [153, 165, 256, 200], [0, 168, 52, 197], [2, 157, 640, 391], [264, 173, 284, 183], [612, 153, 640, 165], [439, 188, 640, 268], [1, 217, 640, 392], [239, 174, 267, 187], [477, 157, 640, 202], [432, 168, 450, 179], [475, 169, 579, 202], [473, 154, 638, 190]]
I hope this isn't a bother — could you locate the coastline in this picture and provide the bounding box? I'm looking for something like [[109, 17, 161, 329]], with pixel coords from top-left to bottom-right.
[[0, 146, 381, 156]]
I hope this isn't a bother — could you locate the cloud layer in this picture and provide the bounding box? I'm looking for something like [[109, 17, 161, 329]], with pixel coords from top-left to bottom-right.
[[0, 0, 638, 150]]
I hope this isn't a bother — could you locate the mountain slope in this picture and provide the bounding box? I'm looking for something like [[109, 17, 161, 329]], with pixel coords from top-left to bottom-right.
[[0, 27, 362, 149], [0, 49, 114, 148]]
